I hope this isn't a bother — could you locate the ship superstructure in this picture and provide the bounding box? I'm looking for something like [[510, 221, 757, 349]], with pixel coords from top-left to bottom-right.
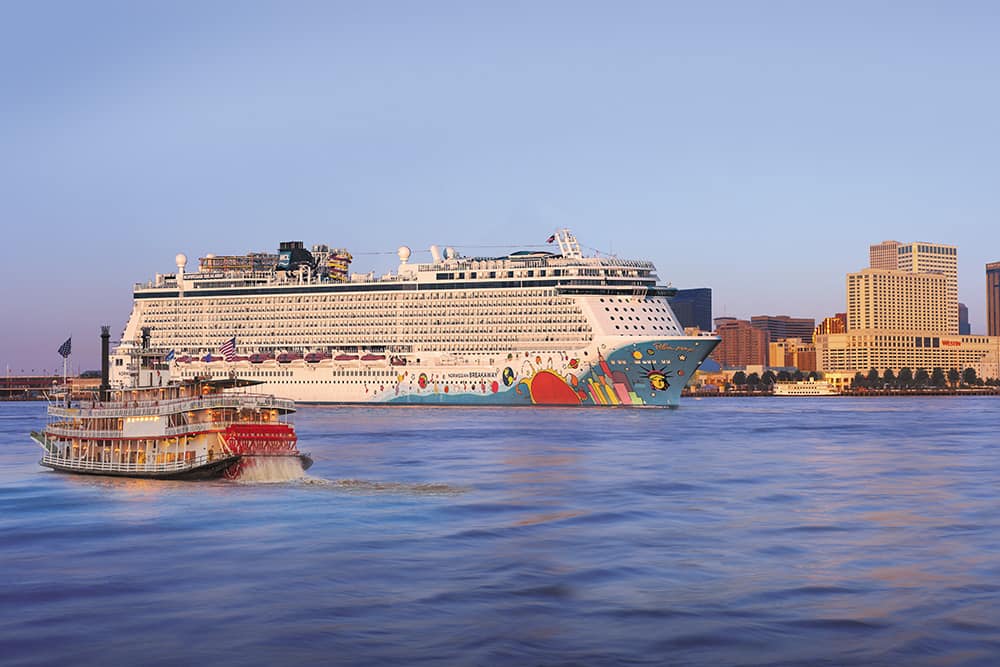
[[112, 230, 719, 407]]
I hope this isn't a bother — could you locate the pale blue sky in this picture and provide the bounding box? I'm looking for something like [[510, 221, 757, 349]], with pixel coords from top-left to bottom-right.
[[2, 1, 998, 370]]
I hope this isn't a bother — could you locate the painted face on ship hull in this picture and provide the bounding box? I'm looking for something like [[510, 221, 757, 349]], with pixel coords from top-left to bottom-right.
[[647, 369, 670, 391]]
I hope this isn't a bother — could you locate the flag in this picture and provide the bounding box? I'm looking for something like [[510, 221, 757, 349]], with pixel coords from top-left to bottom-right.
[[546, 234, 556, 244], [165, 349, 175, 362], [220, 337, 237, 362], [57, 337, 72, 358]]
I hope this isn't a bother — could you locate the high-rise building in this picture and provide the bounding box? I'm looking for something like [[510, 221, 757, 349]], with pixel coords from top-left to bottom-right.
[[668, 288, 712, 332], [958, 303, 970, 335], [816, 242, 1000, 378], [815, 313, 847, 337], [869, 240, 900, 270], [988, 262, 1000, 336], [713, 318, 768, 367], [750, 315, 816, 343], [847, 269, 949, 332], [897, 242, 958, 333]]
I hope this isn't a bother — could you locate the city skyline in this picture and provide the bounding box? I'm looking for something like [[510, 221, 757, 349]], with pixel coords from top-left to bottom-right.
[[3, 3, 999, 369]]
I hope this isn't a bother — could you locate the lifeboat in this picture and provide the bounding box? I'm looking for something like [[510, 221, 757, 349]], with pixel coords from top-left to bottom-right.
[[334, 354, 359, 361], [361, 354, 386, 362]]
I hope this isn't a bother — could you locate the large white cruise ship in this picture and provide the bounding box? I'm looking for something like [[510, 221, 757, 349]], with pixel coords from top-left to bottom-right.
[[111, 230, 719, 407]]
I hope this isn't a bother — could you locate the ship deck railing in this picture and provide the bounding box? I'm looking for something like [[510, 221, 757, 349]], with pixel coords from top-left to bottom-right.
[[133, 256, 659, 291], [40, 452, 223, 475], [43, 419, 279, 439], [48, 394, 295, 419]]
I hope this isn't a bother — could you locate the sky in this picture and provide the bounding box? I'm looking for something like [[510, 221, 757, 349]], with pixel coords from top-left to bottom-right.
[[2, 1, 999, 371]]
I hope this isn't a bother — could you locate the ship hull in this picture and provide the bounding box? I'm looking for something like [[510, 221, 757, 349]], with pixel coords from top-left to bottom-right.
[[178, 336, 719, 408], [38, 454, 242, 480]]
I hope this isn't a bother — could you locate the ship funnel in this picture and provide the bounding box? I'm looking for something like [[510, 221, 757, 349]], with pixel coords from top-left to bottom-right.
[[100, 325, 110, 400], [430, 245, 442, 263]]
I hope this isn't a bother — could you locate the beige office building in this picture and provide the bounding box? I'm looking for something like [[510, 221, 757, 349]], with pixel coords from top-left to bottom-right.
[[847, 269, 949, 332], [869, 240, 900, 270]]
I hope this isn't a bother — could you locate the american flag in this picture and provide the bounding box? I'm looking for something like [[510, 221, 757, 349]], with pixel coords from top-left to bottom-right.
[[220, 337, 237, 362], [57, 337, 72, 358], [546, 234, 556, 244]]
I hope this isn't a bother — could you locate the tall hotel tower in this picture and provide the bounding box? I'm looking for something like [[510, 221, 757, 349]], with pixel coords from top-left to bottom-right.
[[988, 262, 1000, 336], [847, 270, 948, 331], [868, 240, 958, 333], [897, 243, 958, 333]]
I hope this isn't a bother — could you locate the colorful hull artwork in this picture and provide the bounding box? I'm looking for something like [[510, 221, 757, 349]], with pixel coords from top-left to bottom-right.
[[381, 338, 719, 408]]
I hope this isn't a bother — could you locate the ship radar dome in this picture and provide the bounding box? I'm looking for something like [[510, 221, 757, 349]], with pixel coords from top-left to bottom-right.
[[175, 253, 187, 271], [397, 246, 412, 263], [445, 246, 457, 260]]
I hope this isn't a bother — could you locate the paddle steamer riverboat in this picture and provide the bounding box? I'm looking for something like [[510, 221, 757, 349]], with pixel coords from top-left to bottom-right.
[[31, 327, 310, 480]]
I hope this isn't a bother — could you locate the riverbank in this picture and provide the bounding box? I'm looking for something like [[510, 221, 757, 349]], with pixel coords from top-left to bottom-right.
[[687, 387, 1000, 398]]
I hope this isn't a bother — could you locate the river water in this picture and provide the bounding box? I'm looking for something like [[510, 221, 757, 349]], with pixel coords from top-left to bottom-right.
[[2, 398, 999, 666]]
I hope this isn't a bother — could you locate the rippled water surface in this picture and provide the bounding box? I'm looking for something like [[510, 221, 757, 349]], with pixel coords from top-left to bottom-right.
[[2, 398, 1000, 666]]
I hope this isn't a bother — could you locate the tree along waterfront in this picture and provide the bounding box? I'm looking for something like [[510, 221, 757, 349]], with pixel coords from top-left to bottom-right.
[[850, 366, 995, 390], [690, 366, 1000, 397]]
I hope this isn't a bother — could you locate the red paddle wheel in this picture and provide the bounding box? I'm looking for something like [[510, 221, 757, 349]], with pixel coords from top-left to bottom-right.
[[220, 423, 306, 479]]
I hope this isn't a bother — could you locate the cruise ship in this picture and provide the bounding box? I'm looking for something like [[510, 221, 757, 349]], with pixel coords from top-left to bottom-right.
[[111, 230, 719, 407]]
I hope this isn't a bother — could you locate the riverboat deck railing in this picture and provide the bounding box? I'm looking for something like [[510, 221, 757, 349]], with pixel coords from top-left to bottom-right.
[[42, 420, 279, 439], [48, 394, 294, 419], [40, 452, 227, 475]]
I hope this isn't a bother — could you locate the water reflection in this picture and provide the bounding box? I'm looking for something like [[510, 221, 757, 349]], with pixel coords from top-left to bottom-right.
[[2, 398, 1000, 665]]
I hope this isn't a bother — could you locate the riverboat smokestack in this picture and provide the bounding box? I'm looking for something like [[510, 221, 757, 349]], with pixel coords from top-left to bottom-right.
[[100, 325, 110, 399]]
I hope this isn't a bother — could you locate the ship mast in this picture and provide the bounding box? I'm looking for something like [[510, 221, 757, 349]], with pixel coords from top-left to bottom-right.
[[554, 229, 582, 258]]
